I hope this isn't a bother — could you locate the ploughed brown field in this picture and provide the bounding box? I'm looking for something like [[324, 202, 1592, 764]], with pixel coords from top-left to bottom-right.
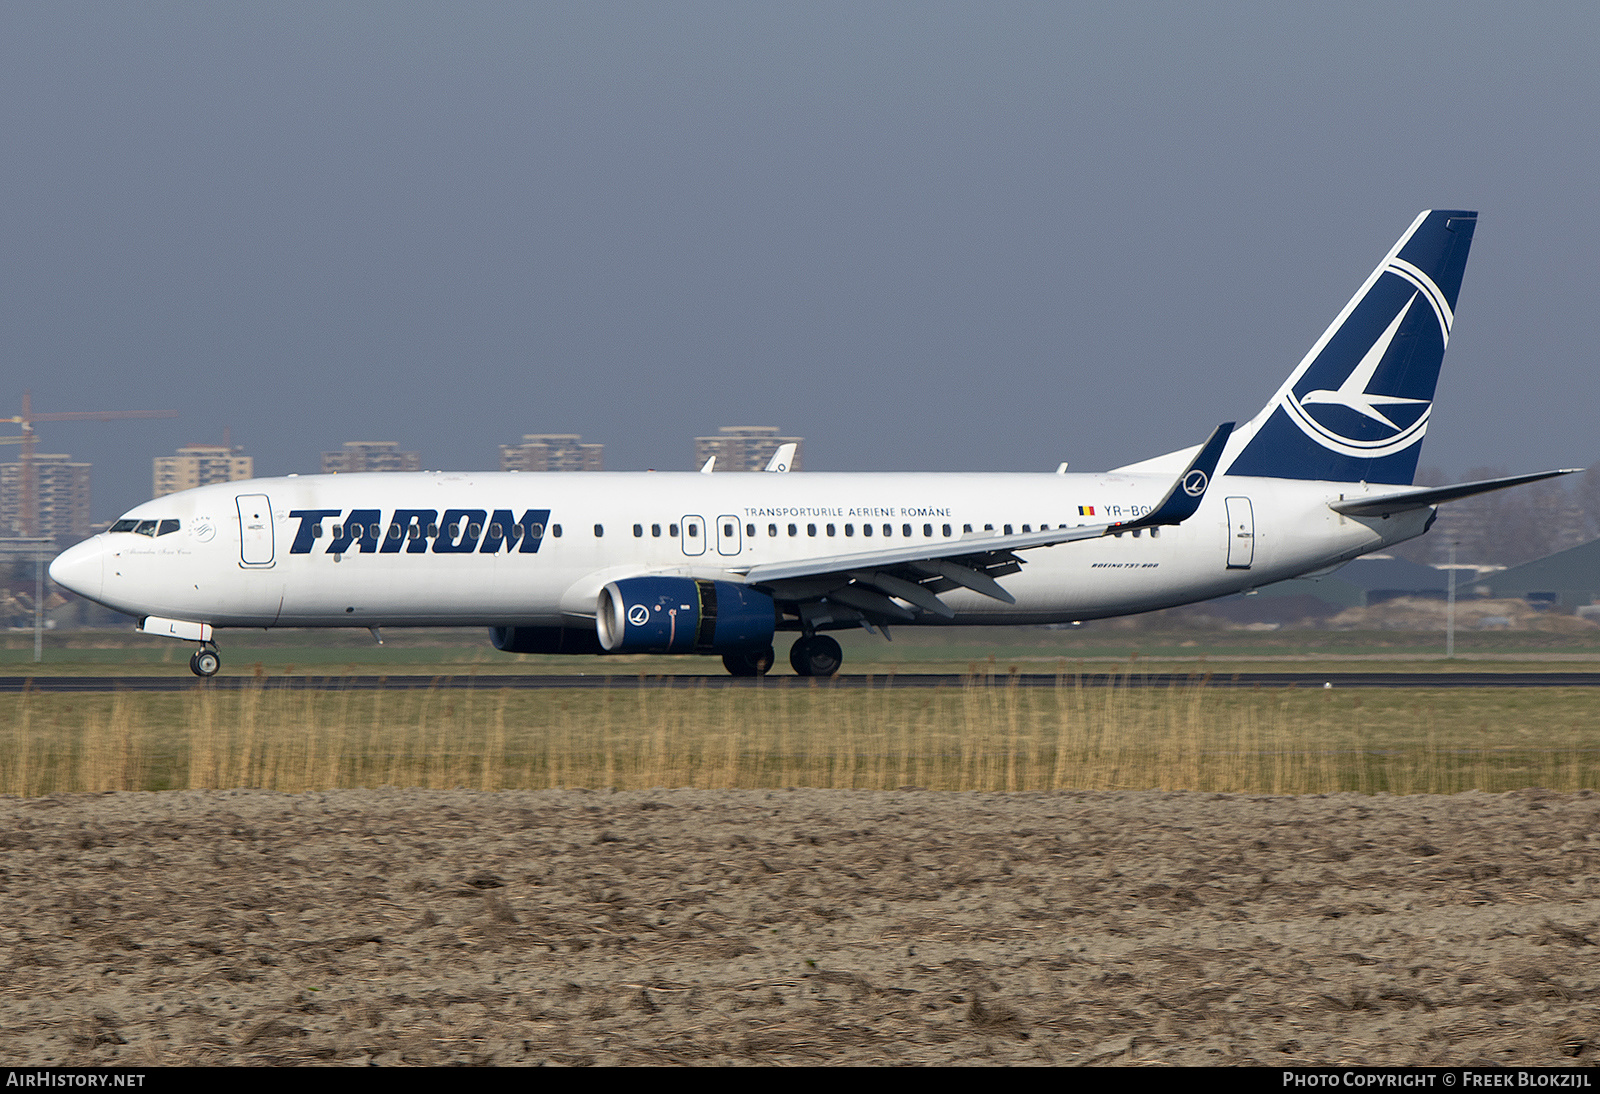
[[3, 786, 1598, 1066]]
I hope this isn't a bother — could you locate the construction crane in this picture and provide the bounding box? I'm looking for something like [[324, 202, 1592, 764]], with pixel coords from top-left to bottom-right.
[[2, 391, 178, 538]]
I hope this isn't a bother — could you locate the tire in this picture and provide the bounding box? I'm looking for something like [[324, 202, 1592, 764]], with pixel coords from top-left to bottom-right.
[[190, 649, 221, 677], [789, 634, 842, 677], [722, 646, 776, 677]]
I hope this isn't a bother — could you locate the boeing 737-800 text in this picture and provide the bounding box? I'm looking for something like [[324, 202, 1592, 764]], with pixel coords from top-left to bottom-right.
[[49, 210, 1576, 677]]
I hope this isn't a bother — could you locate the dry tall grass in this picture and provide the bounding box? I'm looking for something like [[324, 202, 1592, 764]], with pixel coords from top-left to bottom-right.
[[1, 674, 1595, 796]]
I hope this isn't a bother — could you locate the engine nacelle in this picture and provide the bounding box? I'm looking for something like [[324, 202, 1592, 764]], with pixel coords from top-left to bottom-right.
[[489, 626, 605, 655], [597, 577, 776, 654]]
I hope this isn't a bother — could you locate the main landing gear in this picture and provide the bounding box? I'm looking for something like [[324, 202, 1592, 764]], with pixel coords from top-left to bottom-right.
[[189, 644, 221, 678], [789, 634, 842, 677], [719, 636, 844, 677]]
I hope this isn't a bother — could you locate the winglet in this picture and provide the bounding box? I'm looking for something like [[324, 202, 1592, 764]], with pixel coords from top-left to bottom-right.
[[764, 443, 797, 472], [1117, 422, 1234, 530], [700, 455, 716, 474]]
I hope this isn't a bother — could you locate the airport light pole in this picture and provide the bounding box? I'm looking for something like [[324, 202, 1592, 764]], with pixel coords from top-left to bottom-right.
[[1446, 541, 1458, 659], [34, 541, 43, 663]]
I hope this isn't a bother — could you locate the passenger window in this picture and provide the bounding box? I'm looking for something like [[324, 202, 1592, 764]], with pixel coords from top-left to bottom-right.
[[923, 524, 932, 537], [594, 524, 604, 537], [844, 524, 854, 536], [902, 524, 912, 537], [1132, 528, 1142, 538], [862, 524, 872, 536], [468, 523, 482, 538], [528, 523, 545, 537], [788, 523, 797, 536], [688, 524, 698, 537], [827, 524, 836, 537], [669, 523, 679, 536], [984, 524, 993, 531], [652, 524, 661, 537], [369, 524, 380, 540], [882, 524, 891, 537], [768, 524, 777, 537], [807, 524, 816, 537], [552, 525, 563, 537], [942, 524, 951, 537], [962, 524, 972, 534], [1151, 528, 1160, 539], [408, 524, 421, 540], [313, 523, 325, 539], [1022, 524, 1031, 533], [633, 524, 643, 537], [1004, 524, 1013, 535], [747, 523, 756, 537], [427, 524, 438, 538]]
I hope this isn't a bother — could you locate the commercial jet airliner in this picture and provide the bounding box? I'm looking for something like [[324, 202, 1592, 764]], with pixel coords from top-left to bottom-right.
[[50, 210, 1577, 677]]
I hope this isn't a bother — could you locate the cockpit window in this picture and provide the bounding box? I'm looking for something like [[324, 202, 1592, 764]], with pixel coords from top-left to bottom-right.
[[110, 518, 180, 536]]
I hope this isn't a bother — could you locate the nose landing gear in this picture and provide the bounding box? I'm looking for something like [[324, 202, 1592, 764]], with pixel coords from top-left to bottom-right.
[[189, 644, 221, 678]]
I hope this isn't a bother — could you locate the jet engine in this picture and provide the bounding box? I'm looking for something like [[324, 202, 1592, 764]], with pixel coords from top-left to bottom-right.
[[489, 626, 605, 655], [597, 577, 776, 654]]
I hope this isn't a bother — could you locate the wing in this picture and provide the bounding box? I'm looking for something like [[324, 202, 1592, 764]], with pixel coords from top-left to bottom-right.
[[730, 423, 1234, 631]]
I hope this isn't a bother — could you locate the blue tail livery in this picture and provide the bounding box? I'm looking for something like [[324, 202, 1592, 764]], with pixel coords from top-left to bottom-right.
[[1224, 210, 1478, 484]]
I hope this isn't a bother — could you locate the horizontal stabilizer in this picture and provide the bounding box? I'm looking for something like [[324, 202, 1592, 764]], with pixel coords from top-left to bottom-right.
[[1329, 468, 1583, 517]]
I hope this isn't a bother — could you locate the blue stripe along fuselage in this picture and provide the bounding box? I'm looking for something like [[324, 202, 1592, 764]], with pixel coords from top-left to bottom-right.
[[287, 509, 552, 555]]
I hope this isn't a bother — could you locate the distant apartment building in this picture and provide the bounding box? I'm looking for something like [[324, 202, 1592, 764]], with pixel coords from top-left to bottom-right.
[[0, 454, 92, 544], [693, 426, 803, 472], [321, 441, 421, 474], [153, 443, 254, 498], [499, 434, 604, 472]]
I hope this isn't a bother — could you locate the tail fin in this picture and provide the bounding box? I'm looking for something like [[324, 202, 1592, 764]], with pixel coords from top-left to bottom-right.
[[1223, 210, 1477, 484]]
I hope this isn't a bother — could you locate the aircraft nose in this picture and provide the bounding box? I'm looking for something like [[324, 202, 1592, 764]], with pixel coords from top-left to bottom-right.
[[49, 538, 104, 602]]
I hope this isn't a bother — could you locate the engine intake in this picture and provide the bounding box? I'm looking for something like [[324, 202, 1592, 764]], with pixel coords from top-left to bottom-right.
[[597, 577, 775, 654]]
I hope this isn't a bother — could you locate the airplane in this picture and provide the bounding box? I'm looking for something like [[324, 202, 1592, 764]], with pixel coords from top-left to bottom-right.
[[49, 210, 1578, 678]]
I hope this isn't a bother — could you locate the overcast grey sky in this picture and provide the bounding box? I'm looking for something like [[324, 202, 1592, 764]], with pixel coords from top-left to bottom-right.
[[4, 2, 1597, 521]]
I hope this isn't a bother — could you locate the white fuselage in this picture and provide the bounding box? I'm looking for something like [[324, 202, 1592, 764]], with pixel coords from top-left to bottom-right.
[[51, 469, 1428, 631]]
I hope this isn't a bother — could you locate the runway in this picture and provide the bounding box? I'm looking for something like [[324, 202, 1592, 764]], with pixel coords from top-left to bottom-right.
[[6, 670, 1600, 692]]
